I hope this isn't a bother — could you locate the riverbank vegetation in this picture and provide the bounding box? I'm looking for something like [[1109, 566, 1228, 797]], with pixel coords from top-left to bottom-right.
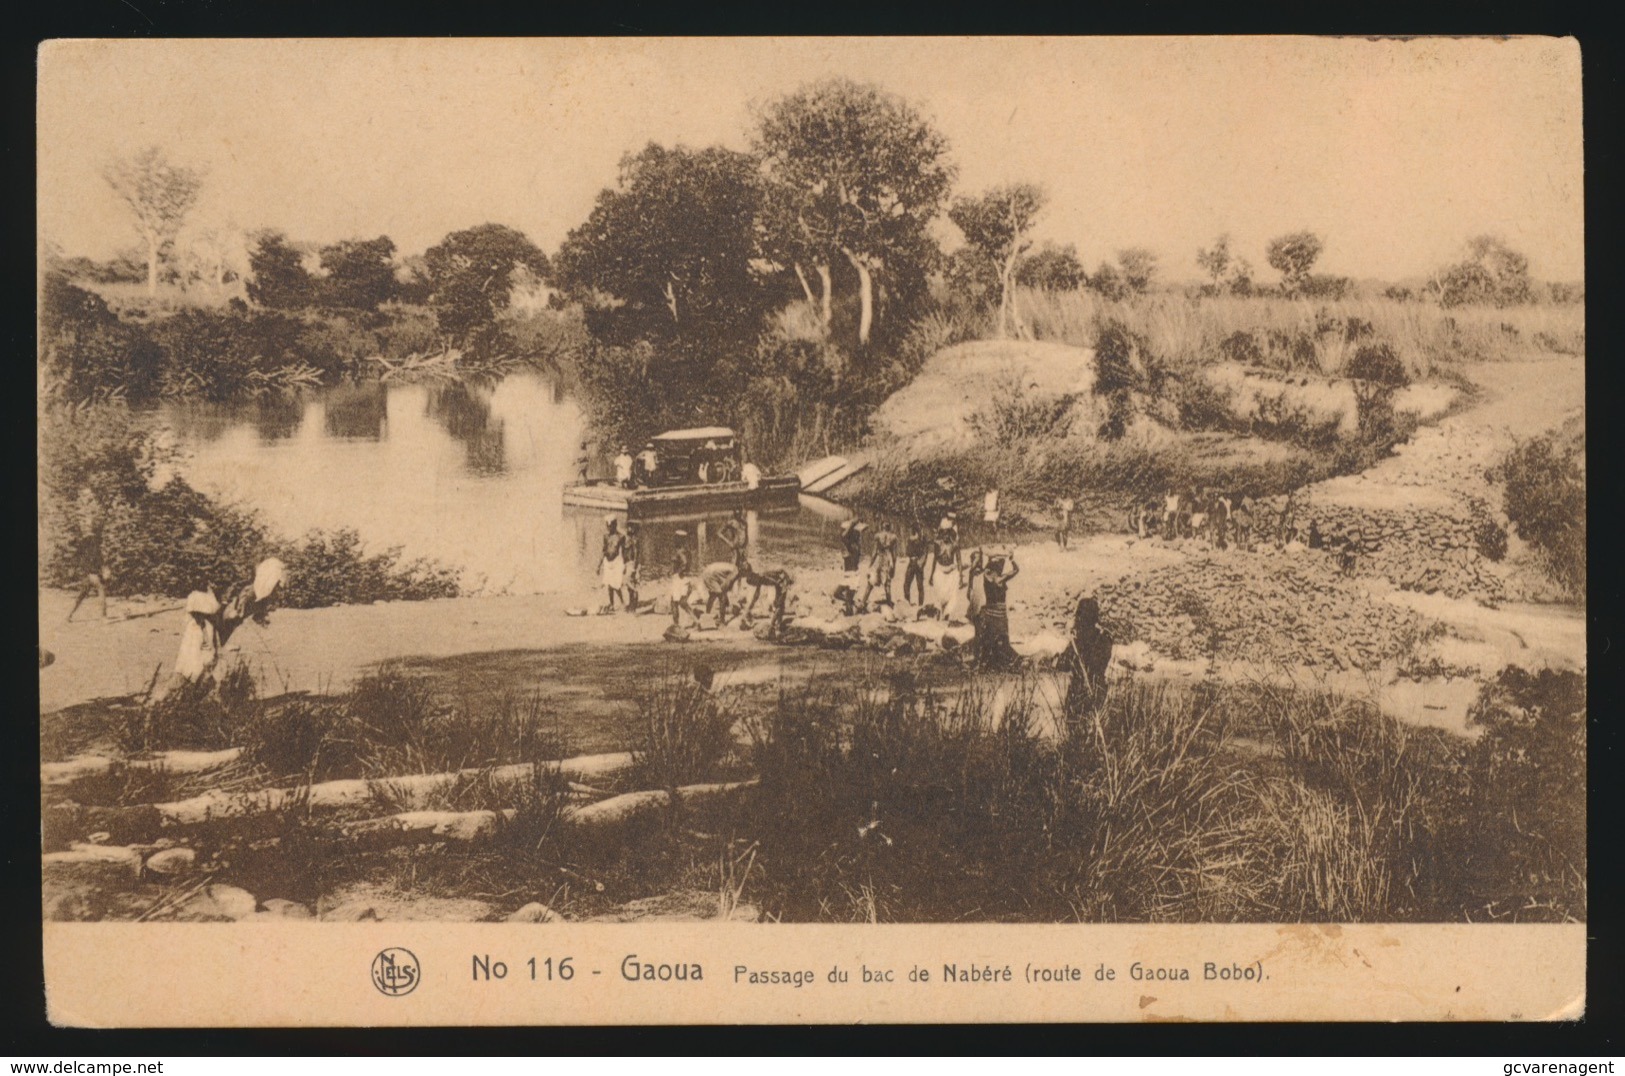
[[37, 400, 461, 607], [42, 660, 1584, 924]]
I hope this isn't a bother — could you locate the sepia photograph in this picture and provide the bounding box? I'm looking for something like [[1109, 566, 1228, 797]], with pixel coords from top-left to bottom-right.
[[35, 35, 1585, 1024]]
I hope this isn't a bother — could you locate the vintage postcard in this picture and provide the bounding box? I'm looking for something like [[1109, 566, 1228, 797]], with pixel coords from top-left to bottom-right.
[[36, 36, 1585, 1025]]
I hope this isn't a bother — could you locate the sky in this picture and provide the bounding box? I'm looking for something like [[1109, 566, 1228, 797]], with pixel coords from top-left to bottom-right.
[[37, 36, 1585, 282]]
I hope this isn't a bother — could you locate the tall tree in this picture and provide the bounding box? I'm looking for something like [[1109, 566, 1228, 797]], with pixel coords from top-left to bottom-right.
[[1265, 230, 1324, 296], [555, 143, 767, 350], [318, 235, 399, 311], [246, 231, 315, 310], [949, 183, 1046, 338], [423, 224, 550, 343], [753, 78, 956, 348], [103, 146, 206, 297]]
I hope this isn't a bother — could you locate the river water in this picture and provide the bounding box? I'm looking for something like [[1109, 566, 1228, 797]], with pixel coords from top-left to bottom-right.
[[157, 373, 855, 597]]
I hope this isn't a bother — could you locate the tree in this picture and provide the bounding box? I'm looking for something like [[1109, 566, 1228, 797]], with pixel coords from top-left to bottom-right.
[[1429, 235, 1534, 308], [103, 146, 206, 297], [1088, 261, 1127, 301], [1345, 342, 1410, 441], [555, 143, 767, 350], [38, 272, 163, 402], [1195, 234, 1233, 294], [753, 77, 956, 348], [949, 183, 1046, 338], [1117, 248, 1159, 295], [1014, 243, 1086, 292], [180, 226, 246, 298], [247, 230, 315, 310], [1265, 231, 1324, 296], [423, 224, 550, 344], [318, 235, 399, 311]]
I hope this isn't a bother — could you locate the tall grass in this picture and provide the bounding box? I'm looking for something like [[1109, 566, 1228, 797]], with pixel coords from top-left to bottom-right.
[[1016, 288, 1584, 380], [740, 666, 1583, 923]]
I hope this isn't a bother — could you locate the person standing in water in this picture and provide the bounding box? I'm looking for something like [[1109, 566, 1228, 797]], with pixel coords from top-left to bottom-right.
[[1055, 495, 1075, 551], [598, 516, 627, 611]]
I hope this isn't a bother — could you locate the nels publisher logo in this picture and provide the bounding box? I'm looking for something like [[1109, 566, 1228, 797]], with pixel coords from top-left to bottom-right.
[[371, 947, 421, 997]]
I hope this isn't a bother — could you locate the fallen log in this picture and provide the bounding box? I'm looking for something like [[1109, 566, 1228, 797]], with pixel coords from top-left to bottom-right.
[[42, 749, 244, 787], [336, 781, 758, 851], [77, 752, 638, 844]]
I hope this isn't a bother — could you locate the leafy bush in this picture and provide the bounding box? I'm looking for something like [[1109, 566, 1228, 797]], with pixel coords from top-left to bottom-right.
[[274, 528, 461, 608], [968, 373, 1078, 446], [39, 273, 164, 402], [1500, 428, 1585, 597], [1457, 667, 1586, 920], [40, 403, 461, 605]]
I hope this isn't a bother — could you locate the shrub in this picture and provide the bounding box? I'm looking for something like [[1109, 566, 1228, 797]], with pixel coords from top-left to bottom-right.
[[1457, 668, 1586, 920], [1092, 320, 1143, 441], [1501, 429, 1585, 598], [967, 373, 1078, 446], [632, 669, 738, 790], [275, 528, 461, 608]]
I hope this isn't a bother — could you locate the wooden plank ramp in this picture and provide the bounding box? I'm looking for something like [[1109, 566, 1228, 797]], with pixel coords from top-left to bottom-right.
[[803, 458, 869, 495]]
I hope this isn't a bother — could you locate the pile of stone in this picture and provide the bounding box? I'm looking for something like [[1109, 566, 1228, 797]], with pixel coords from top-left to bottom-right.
[[1260, 496, 1508, 603], [1083, 549, 1427, 672]]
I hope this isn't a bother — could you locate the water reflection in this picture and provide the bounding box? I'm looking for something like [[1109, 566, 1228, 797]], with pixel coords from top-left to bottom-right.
[[254, 393, 304, 442], [322, 382, 388, 440], [425, 380, 506, 475], [160, 372, 856, 596]]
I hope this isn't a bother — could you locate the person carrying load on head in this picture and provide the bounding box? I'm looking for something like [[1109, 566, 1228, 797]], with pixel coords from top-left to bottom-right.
[[972, 553, 1021, 670]]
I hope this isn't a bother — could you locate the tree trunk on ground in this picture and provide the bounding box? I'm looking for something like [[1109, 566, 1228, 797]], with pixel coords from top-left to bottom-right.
[[794, 263, 815, 305]]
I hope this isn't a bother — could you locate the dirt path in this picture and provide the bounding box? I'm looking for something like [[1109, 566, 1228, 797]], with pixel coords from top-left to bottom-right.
[[37, 588, 775, 716]]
